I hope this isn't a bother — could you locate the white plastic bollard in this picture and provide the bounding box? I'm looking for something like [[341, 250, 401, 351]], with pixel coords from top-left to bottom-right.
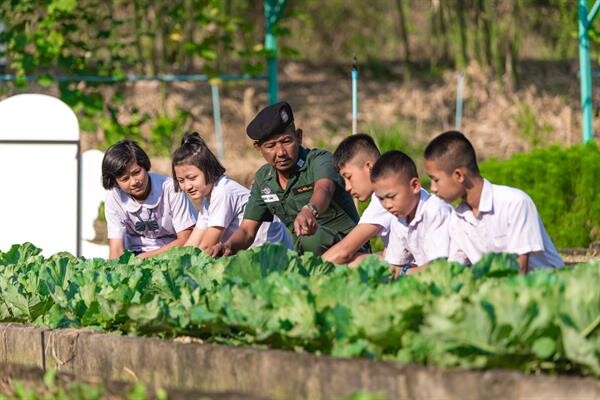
[[0, 94, 80, 256], [80, 149, 109, 258]]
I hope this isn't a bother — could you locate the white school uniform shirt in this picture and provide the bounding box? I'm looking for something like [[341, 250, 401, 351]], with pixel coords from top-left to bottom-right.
[[448, 179, 564, 269], [196, 175, 293, 249], [105, 173, 197, 253], [385, 189, 452, 266], [358, 193, 395, 246]]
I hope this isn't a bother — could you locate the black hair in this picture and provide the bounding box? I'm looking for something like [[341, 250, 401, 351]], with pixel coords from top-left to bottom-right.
[[171, 132, 226, 191], [424, 130, 480, 174], [332, 133, 381, 171], [370, 150, 418, 183], [102, 140, 151, 190]]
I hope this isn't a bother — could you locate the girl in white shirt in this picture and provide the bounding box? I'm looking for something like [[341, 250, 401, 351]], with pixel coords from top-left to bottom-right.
[[172, 132, 293, 252], [102, 140, 197, 259]]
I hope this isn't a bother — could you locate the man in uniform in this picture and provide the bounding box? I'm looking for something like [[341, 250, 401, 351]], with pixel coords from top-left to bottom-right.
[[209, 101, 359, 257]]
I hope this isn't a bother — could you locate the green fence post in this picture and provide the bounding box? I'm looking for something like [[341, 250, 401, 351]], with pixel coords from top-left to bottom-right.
[[264, 0, 287, 105], [580, 0, 594, 143]]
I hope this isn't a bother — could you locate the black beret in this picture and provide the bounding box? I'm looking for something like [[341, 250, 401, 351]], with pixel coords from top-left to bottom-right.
[[246, 101, 294, 141]]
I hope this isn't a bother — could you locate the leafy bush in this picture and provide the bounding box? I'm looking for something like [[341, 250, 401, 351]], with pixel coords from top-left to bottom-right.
[[480, 143, 600, 248], [2, 243, 600, 376]]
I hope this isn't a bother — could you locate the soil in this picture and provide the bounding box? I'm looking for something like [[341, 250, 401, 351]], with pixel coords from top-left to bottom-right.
[[0, 362, 266, 400]]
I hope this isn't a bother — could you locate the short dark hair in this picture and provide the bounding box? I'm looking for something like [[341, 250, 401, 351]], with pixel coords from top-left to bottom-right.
[[370, 150, 418, 182], [171, 132, 226, 191], [102, 140, 151, 190], [424, 130, 479, 174], [332, 133, 381, 171]]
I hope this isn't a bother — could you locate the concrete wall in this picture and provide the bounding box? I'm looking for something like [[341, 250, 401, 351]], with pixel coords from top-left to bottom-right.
[[2, 323, 599, 400]]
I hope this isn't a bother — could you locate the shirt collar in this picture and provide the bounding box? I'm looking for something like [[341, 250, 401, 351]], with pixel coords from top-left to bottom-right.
[[454, 178, 493, 218], [478, 178, 494, 213], [121, 173, 163, 213], [397, 188, 430, 227]]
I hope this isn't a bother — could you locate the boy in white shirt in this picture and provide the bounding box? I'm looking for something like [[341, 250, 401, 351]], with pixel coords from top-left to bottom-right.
[[322, 134, 395, 265], [424, 130, 564, 272], [371, 150, 452, 276]]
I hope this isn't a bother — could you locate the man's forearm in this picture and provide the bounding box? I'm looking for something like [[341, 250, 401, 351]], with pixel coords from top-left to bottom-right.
[[308, 180, 336, 214]]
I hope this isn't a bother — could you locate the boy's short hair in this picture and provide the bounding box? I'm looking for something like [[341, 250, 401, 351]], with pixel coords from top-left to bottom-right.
[[332, 133, 381, 171], [102, 140, 151, 190], [370, 150, 418, 183], [424, 130, 480, 174], [171, 132, 226, 191]]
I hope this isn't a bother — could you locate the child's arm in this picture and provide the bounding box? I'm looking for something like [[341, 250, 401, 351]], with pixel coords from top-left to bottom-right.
[[208, 219, 261, 257], [196, 227, 226, 252], [108, 239, 125, 260], [517, 254, 530, 274], [185, 227, 205, 247], [322, 223, 381, 265], [138, 226, 194, 259], [105, 194, 128, 260]]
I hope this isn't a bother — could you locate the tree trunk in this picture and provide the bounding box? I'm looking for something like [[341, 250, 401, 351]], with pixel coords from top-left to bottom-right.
[[438, 0, 449, 61], [430, 0, 440, 65], [473, 0, 482, 63], [508, 0, 522, 86], [457, 0, 468, 67], [480, 0, 493, 67], [395, 0, 411, 63], [184, 0, 194, 71], [133, 0, 145, 74]]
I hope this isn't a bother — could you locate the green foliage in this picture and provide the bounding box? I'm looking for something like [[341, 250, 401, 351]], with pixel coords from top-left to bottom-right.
[[368, 122, 424, 160], [2, 243, 600, 376], [480, 143, 600, 248], [513, 103, 552, 148], [149, 108, 191, 157], [1, 369, 162, 399], [0, 0, 264, 153], [97, 202, 105, 224]]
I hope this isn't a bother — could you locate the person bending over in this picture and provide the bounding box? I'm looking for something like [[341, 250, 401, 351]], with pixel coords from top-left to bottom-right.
[[102, 140, 196, 259], [424, 130, 563, 273], [210, 101, 359, 257], [371, 150, 452, 276], [172, 132, 292, 252], [323, 133, 394, 266]]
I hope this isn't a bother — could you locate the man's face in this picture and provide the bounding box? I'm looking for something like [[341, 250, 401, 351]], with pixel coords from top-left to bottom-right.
[[255, 129, 302, 172], [339, 159, 374, 202], [424, 159, 464, 203], [373, 174, 421, 218]]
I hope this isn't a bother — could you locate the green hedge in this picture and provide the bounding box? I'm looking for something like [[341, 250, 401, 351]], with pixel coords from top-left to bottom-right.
[[480, 143, 600, 248]]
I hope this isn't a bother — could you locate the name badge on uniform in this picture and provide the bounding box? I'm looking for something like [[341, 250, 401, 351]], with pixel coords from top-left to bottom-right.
[[261, 194, 280, 203], [294, 184, 314, 194]]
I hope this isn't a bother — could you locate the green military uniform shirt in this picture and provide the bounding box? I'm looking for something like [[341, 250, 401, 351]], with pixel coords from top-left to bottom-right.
[[244, 147, 359, 256]]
